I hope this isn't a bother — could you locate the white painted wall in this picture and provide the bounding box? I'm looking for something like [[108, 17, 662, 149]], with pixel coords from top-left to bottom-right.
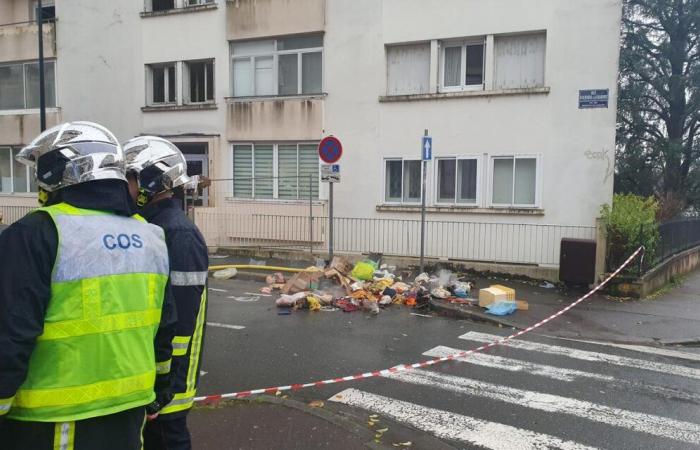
[[324, 0, 621, 227]]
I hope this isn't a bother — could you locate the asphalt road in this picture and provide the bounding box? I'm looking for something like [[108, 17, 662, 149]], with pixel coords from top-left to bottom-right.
[[197, 277, 700, 449]]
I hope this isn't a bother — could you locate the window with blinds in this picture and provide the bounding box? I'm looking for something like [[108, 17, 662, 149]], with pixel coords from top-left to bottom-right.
[[232, 143, 319, 200], [494, 33, 546, 90]]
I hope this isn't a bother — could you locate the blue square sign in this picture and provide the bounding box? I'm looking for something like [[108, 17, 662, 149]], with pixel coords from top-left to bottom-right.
[[422, 136, 432, 161]]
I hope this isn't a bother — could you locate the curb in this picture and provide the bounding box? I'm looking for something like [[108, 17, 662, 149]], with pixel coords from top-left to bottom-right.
[[193, 394, 455, 450], [429, 298, 522, 330], [659, 337, 700, 347]]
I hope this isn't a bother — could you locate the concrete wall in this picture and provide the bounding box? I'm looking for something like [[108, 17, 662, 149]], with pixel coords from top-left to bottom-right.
[[323, 0, 621, 227], [0, 0, 33, 24], [54, 0, 144, 141], [227, 0, 325, 40], [0, 21, 56, 62], [226, 97, 323, 141]]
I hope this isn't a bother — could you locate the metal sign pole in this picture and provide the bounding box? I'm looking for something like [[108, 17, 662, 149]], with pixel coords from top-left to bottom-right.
[[37, 0, 46, 131], [419, 129, 428, 273], [309, 173, 313, 255], [329, 182, 334, 262]]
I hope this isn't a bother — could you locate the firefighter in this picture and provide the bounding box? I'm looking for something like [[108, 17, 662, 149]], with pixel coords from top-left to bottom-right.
[[0, 122, 176, 450], [123, 136, 208, 450]]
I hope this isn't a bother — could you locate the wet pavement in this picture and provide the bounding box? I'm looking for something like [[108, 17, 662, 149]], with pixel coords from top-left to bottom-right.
[[191, 271, 700, 449]]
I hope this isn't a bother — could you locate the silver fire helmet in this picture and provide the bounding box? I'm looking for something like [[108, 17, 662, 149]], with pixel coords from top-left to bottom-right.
[[15, 121, 125, 192], [123, 136, 190, 201]]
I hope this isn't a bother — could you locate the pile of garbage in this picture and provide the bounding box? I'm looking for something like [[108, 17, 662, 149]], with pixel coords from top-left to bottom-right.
[[266, 257, 480, 316]]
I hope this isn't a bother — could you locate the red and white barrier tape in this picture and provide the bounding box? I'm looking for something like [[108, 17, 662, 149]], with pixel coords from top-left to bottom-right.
[[194, 247, 644, 404]]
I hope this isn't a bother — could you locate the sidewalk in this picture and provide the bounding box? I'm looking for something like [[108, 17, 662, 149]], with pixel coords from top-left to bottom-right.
[[189, 396, 455, 450], [431, 269, 700, 345]]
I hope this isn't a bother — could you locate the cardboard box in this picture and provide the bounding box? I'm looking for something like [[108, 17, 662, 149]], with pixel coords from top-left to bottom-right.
[[478, 287, 509, 307], [490, 284, 516, 300], [516, 300, 529, 311]]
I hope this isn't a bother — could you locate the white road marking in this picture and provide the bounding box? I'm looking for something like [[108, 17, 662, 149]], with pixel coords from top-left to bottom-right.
[[410, 313, 432, 318], [388, 369, 700, 445], [227, 296, 259, 302], [424, 345, 700, 403], [329, 388, 597, 450], [556, 337, 700, 363], [208, 288, 228, 293], [244, 291, 271, 297], [206, 322, 246, 330], [460, 332, 700, 381], [200, 370, 208, 376], [424, 345, 613, 382]]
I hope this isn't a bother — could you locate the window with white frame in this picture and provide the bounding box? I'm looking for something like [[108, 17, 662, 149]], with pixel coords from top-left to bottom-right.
[[491, 156, 538, 207], [0, 61, 56, 110], [230, 34, 323, 97], [386, 43, 431, 95], [436, 157, 479, 204], [232, 143, 319, 200], [494, 33, 546, 89], [184, 60, 214, 103], [0, 147, 37, 194], [147, 63, 177, 105], [384, 158, 422, 204], [441, 38, 485, 91]]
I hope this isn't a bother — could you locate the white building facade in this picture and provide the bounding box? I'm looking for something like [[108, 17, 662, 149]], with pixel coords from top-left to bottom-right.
[[0, 0, 622, 277]]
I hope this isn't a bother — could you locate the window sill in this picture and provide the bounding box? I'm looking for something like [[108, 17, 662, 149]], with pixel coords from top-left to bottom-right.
[[376, 204, 545, 215], [225, 93, 327, 103], [0, 107, 60, 116], [378, 87, 550, 103], [141, 3, 218, 18], [0, 192, 38, 198], [224, 197, 325, 206], [141, 103, 217, 112]]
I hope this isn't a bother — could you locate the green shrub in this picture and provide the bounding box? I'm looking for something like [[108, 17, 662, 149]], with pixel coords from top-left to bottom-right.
[[600, 194, 659, 273]]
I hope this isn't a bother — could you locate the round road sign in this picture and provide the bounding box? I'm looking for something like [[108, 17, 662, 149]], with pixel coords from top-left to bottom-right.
[[318, 136, 343, 164]]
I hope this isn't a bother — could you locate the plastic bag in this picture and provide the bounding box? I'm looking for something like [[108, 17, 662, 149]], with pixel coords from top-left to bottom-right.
[[351, 260, 377, 281], [485, 301, 518, 316], [276, 292, 308, 307]]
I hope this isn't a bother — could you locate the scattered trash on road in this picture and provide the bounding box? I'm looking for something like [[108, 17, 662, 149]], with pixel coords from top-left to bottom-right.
[[212, 267, 238, 279]]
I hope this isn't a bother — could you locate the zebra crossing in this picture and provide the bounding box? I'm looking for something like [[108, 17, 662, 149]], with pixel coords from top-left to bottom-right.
[[329, 332, 700, 449]]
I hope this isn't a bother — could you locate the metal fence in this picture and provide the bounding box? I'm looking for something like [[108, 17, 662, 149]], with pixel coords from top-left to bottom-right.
[[195, 208, 596, 266], [656, 217, 700, 264], [0, 205, 35, 225]]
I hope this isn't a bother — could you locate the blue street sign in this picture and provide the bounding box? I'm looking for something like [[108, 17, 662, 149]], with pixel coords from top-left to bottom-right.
[[579, 89, 609, 109], [331, 164, 340, 173], [422, 136, 432, 161]]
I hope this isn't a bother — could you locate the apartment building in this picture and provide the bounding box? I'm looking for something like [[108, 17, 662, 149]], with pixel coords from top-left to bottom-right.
[[0, 0, 622, 275]]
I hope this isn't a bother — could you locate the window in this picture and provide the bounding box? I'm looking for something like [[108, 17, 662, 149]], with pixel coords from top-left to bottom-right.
[[188, 0, 214, 5], [441, 39, 485, 91], [0, 147, 36, 194], [152, 0, 175, 12], [494, 33, 546, 89], [232, 143, 319, 200], [148, 64, 177, 105], [436, 157, 478, 204], [491, 156, 538, 207], [185, 60, 214, 103], [386, 43, 430, 95], [384, 159, 422, 204], [231, 34, 323, 97], [0, 61, 56, 110], [32, 0, 55, 20]]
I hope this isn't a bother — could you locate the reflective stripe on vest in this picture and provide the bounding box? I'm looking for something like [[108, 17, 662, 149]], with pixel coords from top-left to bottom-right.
[[53, 421, 75, 450], [160, 288, 207, 416], [9, 203, 169, 422]]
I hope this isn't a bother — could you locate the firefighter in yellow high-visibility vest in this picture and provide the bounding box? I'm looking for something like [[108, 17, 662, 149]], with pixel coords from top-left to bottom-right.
[[0, 122, 177, 450]]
